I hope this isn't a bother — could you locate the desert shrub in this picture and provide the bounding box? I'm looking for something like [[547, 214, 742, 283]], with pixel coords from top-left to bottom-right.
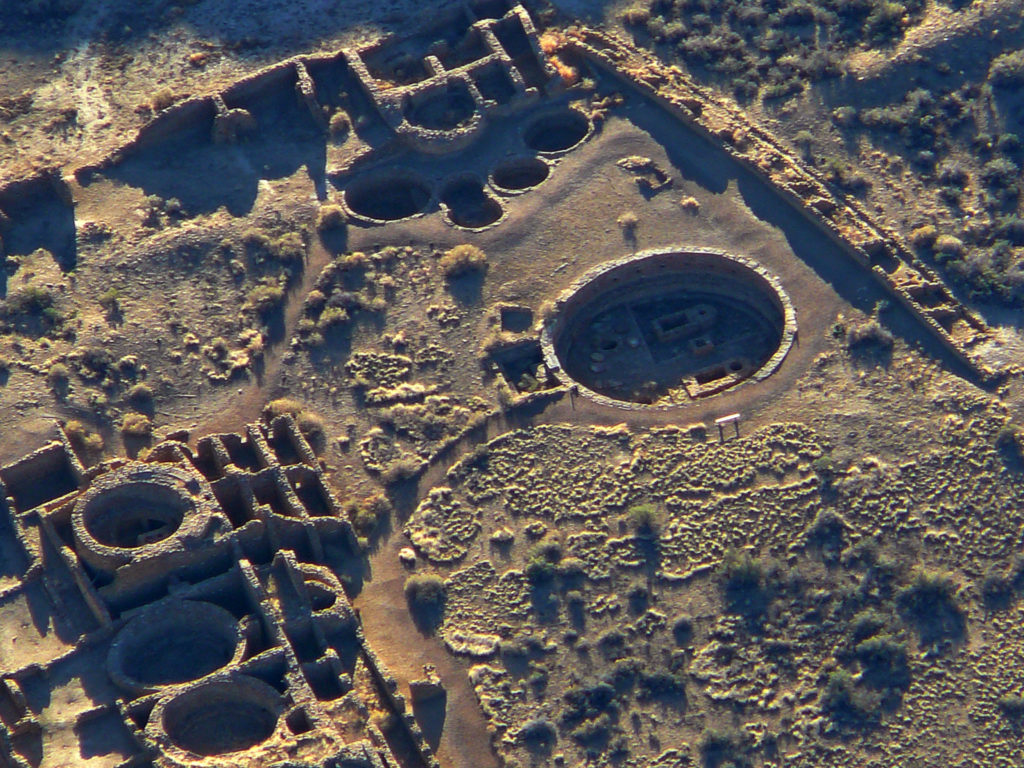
[[990, 50, 1024, 87], [698, 726, 744, 768], [561, 681, 617, 727], [346, 493, 393, 536], [262, 398, 325, 449], [637, 669, 685, 700], [626, 502, 660, 533], [934, 234, 965, 259], [979, 564, 1016, 610], [316, 204, 346, 231], [980, 157, 1020, 190], [819, 669, 880, 728], [151, 87, 176, 111], [518, 717, 557, 749], [127, 382, 153, 403], [3, 285, 59, 321], [439, 244, 487, 278], [244, 277, 286, 314], [909, 224, 938, 249], [328, 110, 350, 136], [855, 634, 909, 688], [672, 615, 693, 646], [404, 573, 446, 609], [619, 7, 650, 25], [845, 318, 894, 349], [811, 453, 835, 484], [317, 306, 349, 328], [120, 412, 152, 438], [996, 425, 1022, 462], [381, 456, 423, 485], [616, 211, 638, 232], [896, 568, 965, 643], [64, 419, 103, 457], [98, 287, 121, 313], [717, 549, 771, 618], [806, 509, 846, 560], [998, 694, 1024, 721], [47, 361, 70, 385], [526, 540, 563, 583]]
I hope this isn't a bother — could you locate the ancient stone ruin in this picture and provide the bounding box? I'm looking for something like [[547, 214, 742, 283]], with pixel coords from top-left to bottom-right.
[[0, 417, 437, 768]]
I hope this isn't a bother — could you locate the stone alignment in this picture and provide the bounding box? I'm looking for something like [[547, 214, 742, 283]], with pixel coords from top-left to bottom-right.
[[541, 248, 796, 409], [0, 416, 438, 768]]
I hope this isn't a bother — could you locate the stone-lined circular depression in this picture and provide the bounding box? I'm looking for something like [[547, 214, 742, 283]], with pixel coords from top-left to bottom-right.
[[82, 481, 191, 549], [543, 249, 795, 407], [161, 677, 281, 757], [108, 601, 241, 691], [441, 176, 503, 229], [344, 172, 431, 222], [406, 83, 477, 130], [524, 108, 590, 153], [491, 157, 549, 192]]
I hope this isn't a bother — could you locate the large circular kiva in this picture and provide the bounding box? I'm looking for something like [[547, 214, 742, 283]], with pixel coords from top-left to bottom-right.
[[107, 601, 243, 693], [541, 248, 796, 407], [156, 676, 282, 757]]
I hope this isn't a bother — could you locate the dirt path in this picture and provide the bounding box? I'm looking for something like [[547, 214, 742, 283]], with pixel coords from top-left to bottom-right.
[[189, 232, 333, 441]]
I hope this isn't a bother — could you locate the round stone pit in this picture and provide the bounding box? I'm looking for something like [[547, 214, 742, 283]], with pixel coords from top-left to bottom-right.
[[541, 248, 796, 408], [107, 600, 244, 694], [150, 675, 283, 760]]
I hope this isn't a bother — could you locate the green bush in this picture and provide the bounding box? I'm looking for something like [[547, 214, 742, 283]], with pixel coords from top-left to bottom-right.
[[626, 502, 660, 533]]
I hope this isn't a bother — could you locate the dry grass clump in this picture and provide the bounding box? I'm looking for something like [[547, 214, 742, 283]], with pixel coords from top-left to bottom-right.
[[404, 573, 446, 608], [329, 110, 350, 137], [439, 244, 488, 278], [127, 382, 153, 404], [989, 50, 1024, 87], [845, 318, 894, 349], [64, 419, 103, 458], [120, 412, 152, 438], [617, 211, 639, 232], [150, 88, 176, 112], [263, 398, 326, 450], [316, 204, 346, 231]]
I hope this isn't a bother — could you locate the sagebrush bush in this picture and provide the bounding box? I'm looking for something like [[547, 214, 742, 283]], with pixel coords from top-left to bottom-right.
[[316, 204, 346, 231], [439, 244, 487, 278], [120, 412, 152, 437], [404, 573, 446, 608]]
